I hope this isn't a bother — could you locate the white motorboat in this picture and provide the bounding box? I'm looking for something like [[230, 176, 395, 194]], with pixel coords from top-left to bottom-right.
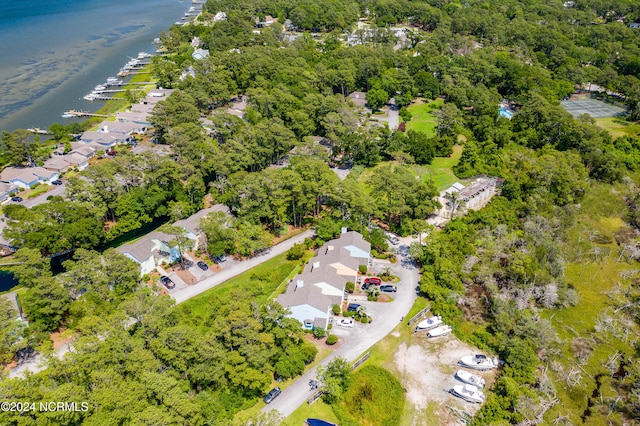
[[451, 384, 484, 404], [455, 370, 485, 388], [137, 52, 152, 59], [106, 77, 123, 85], [94, 84, 107, 92], [415, 315, 442, 331], [83, 93, 96, 101], [427, 325, 452, 337], [458, 354, 498, 371]]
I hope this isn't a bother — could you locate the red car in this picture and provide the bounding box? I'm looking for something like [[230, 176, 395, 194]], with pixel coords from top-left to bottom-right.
[[364, 277, 381, 285]]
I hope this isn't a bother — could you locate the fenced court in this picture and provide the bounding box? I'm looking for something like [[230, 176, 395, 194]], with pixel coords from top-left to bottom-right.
[[561, 98, 628, 118]]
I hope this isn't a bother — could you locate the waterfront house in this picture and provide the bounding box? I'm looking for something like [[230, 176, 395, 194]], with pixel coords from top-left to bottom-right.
[[277, 230, 370, 330], [78, 129, 120, 148], [116, 111, 151, 126]]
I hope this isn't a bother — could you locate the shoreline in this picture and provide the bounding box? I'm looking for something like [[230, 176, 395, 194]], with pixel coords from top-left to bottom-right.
[[0, 0, 190, 133]]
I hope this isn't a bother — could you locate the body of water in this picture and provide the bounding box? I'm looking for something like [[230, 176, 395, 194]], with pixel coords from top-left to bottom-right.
[[0, 0, 191, 132], [0, 270, 18, 293]]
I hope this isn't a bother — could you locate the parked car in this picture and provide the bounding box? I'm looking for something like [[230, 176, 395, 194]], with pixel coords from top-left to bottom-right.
[[337, 318, 355, 328], [380, 285, 397, 293], [10, 196, 22, 202], [216, 254, 227, 262], [364, 277, 381, 285], [196, 261, 208, 271], [388, 235, 400, 245], [159, 276, 175, 289], [263, 387, 281, 404], [347, 303, 361, 312], [51, 179, 63, 185]]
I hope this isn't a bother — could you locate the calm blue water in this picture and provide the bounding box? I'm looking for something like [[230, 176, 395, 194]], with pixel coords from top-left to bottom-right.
[[0, 0, 191, 132]]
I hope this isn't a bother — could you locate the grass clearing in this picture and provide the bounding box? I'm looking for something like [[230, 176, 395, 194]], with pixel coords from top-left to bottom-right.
[[25, 184, 50, 199], [178, 252, 305, 320], [595, 117, 640, 139], [406, 99, 443, 137]]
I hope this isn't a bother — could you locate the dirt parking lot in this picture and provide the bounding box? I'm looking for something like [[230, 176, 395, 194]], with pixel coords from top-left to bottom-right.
[[393, 331, 497, 425]]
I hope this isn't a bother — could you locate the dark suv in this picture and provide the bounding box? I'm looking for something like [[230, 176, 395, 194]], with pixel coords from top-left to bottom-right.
[[263, 387, 281, 404], [196, 261, 208, 271], [347, 303, 361, 312], [159, 276, 175, 289]]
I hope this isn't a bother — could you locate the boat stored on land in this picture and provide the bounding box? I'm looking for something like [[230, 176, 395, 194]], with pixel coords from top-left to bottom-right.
[[455, 370, 485, 388], [427, 325, 452, 337], [451, 384, 484, 404], [415, 315, 442, 331], [458, 354, 498, 371]]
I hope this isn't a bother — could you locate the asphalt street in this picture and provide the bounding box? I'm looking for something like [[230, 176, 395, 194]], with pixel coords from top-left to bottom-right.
[[171, 229, 316, 304]]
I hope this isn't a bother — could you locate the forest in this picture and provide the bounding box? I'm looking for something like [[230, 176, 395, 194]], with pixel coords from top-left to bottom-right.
[[0, 0, 639, 423]]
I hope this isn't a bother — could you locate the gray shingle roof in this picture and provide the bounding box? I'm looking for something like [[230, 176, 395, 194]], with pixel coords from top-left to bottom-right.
[[278, 231, 370, 318]]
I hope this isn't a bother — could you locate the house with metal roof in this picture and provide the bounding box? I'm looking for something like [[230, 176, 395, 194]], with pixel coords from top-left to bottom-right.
[[277, 230, 370, 330]]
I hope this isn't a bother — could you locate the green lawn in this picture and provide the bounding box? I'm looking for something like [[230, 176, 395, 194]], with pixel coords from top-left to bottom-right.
[[405, 99, 443, 137], [595, 117, 640, 139], [25, 184, 51, 199], [415, 144, 463, 190], [178, 251, 312, 321]]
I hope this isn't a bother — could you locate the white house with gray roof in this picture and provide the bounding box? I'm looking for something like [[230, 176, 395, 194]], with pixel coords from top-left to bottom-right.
[[117, 204, 230, 275], [278, 230, 370, 330]]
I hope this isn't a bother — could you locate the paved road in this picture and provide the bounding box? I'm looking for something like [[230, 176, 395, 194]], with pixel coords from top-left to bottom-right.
[[21, 183, 66, 208], [171, 229, 315, 304], [262, 244, 419, 417]]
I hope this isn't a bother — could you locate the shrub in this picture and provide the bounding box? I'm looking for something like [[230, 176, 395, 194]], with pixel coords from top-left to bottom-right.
[[286, 243, 306, 260], [336, 365, 403, 425], [345, 281, 355, 293], [326, 335, 338, 345], [358, 264, 368, 274], [332, 304, 341, 315], [343, 311, 355, 318], [314, 327, 326, 339], [141, 274, 150, 283]]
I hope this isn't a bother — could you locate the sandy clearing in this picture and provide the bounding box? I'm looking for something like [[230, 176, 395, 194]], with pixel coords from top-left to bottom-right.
[[394, 333, 497, 423]]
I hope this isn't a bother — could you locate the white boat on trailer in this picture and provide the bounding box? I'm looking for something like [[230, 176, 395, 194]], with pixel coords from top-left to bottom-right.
[[415, 315, 442, 331], [427, 325, 452, 337], [458, 354, 498, 371], [455, 369, 485, 388], [451, 384, 484, 404]]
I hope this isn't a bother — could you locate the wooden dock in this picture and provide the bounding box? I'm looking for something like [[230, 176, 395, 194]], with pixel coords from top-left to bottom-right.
[[63, 110, 109, 118]]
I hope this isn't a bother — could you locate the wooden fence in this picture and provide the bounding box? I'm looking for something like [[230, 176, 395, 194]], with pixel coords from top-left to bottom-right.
[[407, 304, 431, 326]]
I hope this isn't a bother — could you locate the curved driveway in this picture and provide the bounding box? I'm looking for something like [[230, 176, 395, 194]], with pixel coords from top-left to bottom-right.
[[262, 244, 420, 418]]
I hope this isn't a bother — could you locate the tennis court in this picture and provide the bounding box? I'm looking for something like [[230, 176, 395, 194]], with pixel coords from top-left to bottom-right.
[[561, 98, 627, 118]]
